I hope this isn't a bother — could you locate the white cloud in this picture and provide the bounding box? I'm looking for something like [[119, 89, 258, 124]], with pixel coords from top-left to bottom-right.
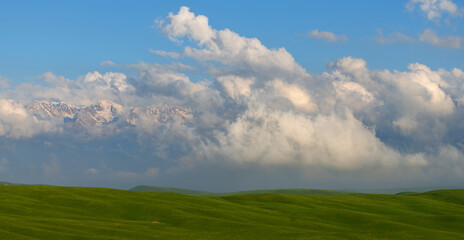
[[407, 0, 461, 21], [150, 49, 180, 59], [100, 60, 117, 67], [158, 6, 308, 80], [129, 62, 214, 104], [0, 99, 61, 138], [84, 168, 98, 175], [0, 71, 134, 106], [333, 81, 375, 111], [308, 29, 348, 42], [207, 105, 424, 171], [216, 75, 253, 101], [376, 30, 415, 44], [82, 71, 133, 93], [327, 56, 371, 85], [268, 79, 318, 113], [158, 6, 216, 45], [419, 28, 463, 48]]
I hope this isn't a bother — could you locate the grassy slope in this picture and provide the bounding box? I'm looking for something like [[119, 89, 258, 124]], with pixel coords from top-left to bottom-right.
[[129, 185, 212, 195], [129, 185, 357, 196], [0, 182, 22, 186], [209, 188, 358, 197], [0, 186, 464, 239]]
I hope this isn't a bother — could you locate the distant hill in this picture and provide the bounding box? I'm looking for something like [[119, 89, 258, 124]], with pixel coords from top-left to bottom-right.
[[348, 185, 464, 194], [0, 181, 21, 186], [0, 181, 52, 187], [129, 185, 358, 196], [209, 188, 358, 197], [129, 185, 212, 195], [1, 186, 464, 239]]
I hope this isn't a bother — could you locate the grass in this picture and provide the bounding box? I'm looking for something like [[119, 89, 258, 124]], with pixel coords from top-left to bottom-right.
[[129, 185, 358, 196], [0, 186, 463, 239], [0, 181, 22, 186], [129, 185, 212, 195]]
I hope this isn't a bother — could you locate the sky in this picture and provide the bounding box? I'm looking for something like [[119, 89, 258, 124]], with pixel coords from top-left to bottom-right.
[[0, 0, 464, 191]]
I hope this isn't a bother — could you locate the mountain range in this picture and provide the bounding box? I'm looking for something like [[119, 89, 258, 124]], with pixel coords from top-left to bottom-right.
[[27, 100, 193, 128]]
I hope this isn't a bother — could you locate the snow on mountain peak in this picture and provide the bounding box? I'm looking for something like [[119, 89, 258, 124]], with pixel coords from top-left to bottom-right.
[[27, 100, 193, 129]]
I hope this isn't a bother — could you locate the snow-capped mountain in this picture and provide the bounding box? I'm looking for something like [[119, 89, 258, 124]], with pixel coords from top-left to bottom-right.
[[27, 100, 193, 128], [28, 101, 79, 119], [73, 100, 122, 127]]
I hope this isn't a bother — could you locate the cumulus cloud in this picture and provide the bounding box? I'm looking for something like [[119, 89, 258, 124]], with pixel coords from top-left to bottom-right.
[[327, 56, 371, 84], [216, 75, 253, 101], [333, 81, 375, 109], [157, 6, 308, 80], [0, 99, 60, 138], [206, 105, 426, 171], [378, 63, 454, 136], [407, 0, 462, 21], [308, 29, 348, 42], [128, 62, 220, 108], [0, 71, 134, 106], [419, 28, 463, 48], [267, 80, 318, 113]]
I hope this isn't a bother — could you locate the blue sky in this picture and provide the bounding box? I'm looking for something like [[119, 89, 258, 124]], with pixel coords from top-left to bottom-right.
[[1, 0, 462, 83], [1, 1, 464, 191]]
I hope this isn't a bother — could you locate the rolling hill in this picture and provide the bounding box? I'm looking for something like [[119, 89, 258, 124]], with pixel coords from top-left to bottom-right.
[[129, 185, 212, 195], [0, 181, 22, 186], [0, 185, 463, 239], [128, 185, 358, 196]]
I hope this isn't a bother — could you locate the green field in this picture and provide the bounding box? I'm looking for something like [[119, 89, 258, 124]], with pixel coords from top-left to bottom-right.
[[129, 185, 358, 197], [1, 186, 464, 239]]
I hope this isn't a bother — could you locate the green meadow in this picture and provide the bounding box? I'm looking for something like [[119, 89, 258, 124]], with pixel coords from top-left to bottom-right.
[[0, 185, 464, 239]]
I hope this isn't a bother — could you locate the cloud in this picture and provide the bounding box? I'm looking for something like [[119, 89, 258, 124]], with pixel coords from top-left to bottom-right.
[[157, 6, 308, 80], [84, 168, 98, 175], [0, 71, 135, 106], [150, 50, 180, 59], [379, 63, 454, 136], [327, 56, 371, 84], [376, 30, 415, 44], [407, 0, 462, 21], [205, 104, 426, 171], [100, 61, 118, 67], [267, 79, 318, 113], [128, 62, 219, 107], [0, 75, 10, 88], [216, 75, 253, 101], [307, 29, 348, 42], [419, 28, 463, 48], [157, 6, 215, 45], [0, 99, 61, 138]]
